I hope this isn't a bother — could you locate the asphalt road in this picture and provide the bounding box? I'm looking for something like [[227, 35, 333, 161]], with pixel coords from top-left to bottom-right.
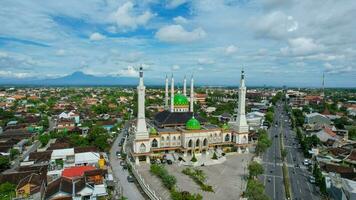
[[281, 105, 320, 200], [262, 102, 320, 200], [261, 103, 285, 200], [109, 122, 146, 200]]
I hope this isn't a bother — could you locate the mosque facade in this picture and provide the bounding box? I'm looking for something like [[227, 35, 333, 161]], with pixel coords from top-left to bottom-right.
[[132, 67, 249, 164]]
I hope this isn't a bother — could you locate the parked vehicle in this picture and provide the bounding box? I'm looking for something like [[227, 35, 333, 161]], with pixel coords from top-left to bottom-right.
[[309, 176, 316, 184], [127, 175, 134, 182], [167, 160, 173, 165]]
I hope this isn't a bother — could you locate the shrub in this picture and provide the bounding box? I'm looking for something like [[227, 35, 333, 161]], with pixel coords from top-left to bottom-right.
[[182, 167, 214, 192], [211, 152, 218, 160], [150, 164, 176, 190], [191, 153, 197, 162], [171, 188, 203, 200]]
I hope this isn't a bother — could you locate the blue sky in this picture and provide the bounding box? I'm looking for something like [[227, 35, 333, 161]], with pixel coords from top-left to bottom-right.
[[0, 0, 355, 87]]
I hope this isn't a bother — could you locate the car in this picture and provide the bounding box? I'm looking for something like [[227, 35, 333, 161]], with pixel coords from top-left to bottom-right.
[[309, 176, 316, 184], [122, 164, 128, 170], [270, 170, 273, 173], [167, 160, 173, 165], [120, 160, 126, 166], [127, 175, 134, 182], [267, 178, 271, 182], [116, 151, 121, 158], [295, 164, 300, 168], [118, 142, 123, 147], [275, 135, 278, 138], [303, 159, 311, 166]]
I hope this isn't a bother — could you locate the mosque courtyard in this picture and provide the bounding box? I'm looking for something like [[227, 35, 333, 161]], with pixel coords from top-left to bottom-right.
[[136, 153, 253, 200]]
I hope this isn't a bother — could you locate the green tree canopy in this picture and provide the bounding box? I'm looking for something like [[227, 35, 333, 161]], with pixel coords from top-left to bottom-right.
[[248, 161, 264, 178]]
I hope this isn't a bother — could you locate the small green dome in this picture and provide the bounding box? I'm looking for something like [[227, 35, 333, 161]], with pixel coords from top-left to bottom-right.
[[174, 94, 189, 106], [186, 117, 201, 130], [222, 123, 229, 130], [149, 127, 157, 135]]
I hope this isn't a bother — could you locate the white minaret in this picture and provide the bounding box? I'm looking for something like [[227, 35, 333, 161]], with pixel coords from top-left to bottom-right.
[[165, 75, 169, 109], [183, 75, 187, 96], [170, 75, 175, 112], [235, 69, 249, 133], [190, 75, 194, 112], [135, 67, 149, 140]]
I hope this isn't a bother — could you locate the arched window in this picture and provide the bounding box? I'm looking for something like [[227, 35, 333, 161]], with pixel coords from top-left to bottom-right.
[[152, 139, 158, 148], [242, 135, 247, 143], [173, 136, 176, 141], [178, 136, 181, 140], [225, 134, 230, 142], [188, 139, 193, 147], [166, 136, 170, 141], [139, 143, 146, 152], [161, 137, 165, 141], [203, 138, 208, 146], [196, 139, 200, 147]]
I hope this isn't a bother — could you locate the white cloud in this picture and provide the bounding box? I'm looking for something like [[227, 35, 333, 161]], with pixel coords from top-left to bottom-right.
[[173, 16, 188, 24], [281, 37, 323, 56], [118, 66, 138, 77], [225, 45, 238, 55], [89, 32, 106, 41], [197, 58, 214, 65], [166, 0, 188, 9], [172, 65, 180, 71], [155, 25, 206, 43], [0, 70, 32, 78], [254, 11, 299, 39], [111, 2, 154, 30], [324, 63, 353, 74], [56, 49, 66, 56]]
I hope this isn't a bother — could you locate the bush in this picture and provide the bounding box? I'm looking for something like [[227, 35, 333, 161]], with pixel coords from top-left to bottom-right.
[[211, 152, 218, 160], [171, 188, 203, 200], [182, 167, 214, 192], [191, 153, 197, 162], [150, 164, 176, 190]]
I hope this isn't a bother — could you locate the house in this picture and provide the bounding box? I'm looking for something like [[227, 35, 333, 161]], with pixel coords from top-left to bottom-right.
[[62, 166, 96, 179], [58, 111, 80, 124], [305, 113, 331, 128], [195, 93, 207, 105], [44, 176, 108, 200], [56, 118, 76, 131], [15, 173, 46, 199], [51, 148, 75, 167], [312, 127, 339, 144], [328, 172, 356, 200], [304, 95, 323, 105], [246, 111, 265, 131], [74, 152, 100, 166]]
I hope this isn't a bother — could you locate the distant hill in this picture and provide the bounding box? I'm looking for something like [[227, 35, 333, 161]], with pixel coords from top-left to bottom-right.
[[0, 71, 140, 86]]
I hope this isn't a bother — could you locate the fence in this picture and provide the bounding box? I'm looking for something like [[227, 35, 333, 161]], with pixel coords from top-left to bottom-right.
[[123, 135, 162, 200]]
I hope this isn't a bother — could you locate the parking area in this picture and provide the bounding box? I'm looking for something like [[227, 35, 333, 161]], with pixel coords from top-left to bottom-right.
[[137, 153, 253, 200]]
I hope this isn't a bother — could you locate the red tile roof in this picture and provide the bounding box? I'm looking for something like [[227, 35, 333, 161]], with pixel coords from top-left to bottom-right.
[[324, 127, 336, 137], [62, 166, 95, 179]]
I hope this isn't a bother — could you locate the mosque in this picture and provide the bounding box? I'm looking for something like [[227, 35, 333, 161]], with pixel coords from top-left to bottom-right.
[[131, 67, 249, 165]]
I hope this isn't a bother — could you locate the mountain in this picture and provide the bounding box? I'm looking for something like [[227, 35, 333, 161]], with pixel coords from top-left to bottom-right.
[[0, 71, 140, 86]]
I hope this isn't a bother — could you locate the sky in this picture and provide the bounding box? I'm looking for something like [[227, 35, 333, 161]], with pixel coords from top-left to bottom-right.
[[0, 0, 355, 87]]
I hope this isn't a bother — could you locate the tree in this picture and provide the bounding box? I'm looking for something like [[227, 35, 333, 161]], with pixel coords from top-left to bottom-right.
[[0, 156, 10, 172], [245, 179, 270, 200], [334, 116, 351, 129], [248, 161, 264, 178], [39, 134, 50, 147], [0, 182, 16, 200], [281, 149, 287, 161], [9, 149, 19, 160], [256, 129, 272, 155], [348, 126, 356, 141], [265, 112, 274, 124]]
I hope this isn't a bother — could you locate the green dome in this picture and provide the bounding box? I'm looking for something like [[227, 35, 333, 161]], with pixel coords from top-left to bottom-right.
[[174, 94, 189, 106], [186, 117, 201, 130], [222, 123, 230, 130], [149, 127, 157, 135]]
